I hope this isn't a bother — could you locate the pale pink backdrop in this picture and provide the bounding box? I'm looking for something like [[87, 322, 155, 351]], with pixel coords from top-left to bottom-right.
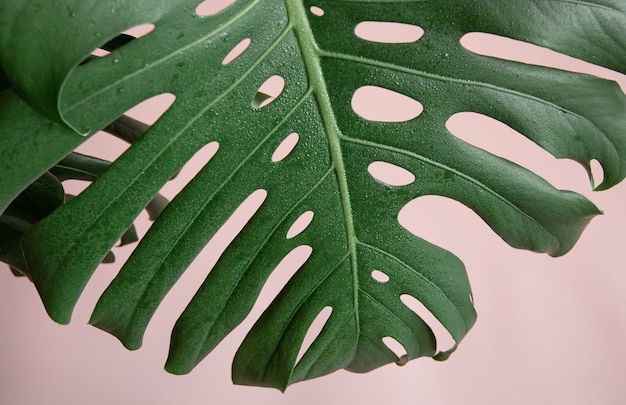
[[2, 3, 626, 404]]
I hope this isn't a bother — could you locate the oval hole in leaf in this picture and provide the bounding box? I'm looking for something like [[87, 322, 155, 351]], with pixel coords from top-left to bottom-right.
[[286, 210, 314, 240], [400, 294, 455, 353], [295, 306, 333, 366], [310, 6, 324, 17], [355, 21, 424, 44], [272, 132, 299, 162], [382, 336, 408, 365], [368, 161, 415, 186], [461, 32, 626, 91], [371, 270, 389, 283], [446, 112, 589, 191], [222, 38, 251, 65], [195, 0, 236, 16], [352, 86, 423, 122], [252, 75, 285, 109]]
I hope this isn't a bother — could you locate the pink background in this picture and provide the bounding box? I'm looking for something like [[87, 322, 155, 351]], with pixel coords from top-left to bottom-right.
[[2, 4, 626, 404]]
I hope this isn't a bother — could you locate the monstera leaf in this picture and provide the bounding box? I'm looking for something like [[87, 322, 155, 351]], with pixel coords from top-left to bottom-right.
[[1, 0, 625, 391]]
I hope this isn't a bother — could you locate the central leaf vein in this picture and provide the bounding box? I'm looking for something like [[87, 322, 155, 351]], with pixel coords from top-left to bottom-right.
[[285, 0, 361, 339]]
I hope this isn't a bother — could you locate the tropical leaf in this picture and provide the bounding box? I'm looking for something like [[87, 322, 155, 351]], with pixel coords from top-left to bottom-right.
[[1, 0, 625, 391]]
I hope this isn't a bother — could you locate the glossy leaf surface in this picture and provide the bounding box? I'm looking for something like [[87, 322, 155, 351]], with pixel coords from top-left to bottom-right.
[[1, 0, 625, 390]]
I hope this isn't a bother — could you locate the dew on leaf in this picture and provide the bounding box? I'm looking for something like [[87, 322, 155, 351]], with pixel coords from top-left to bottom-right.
[[295, 306, 333, 366], [195, 0, 236, 17], [286, 210, 314, 239], [310, 6, 324, 17], [252, 75, 285, 109], [400, 294, 455, 353], [368, 161, 415, 186], [371, 270, 389, 283], [355, 21, 424, 44], [272, 132, 299, 162], [222, 38, 251, 65], [352, 86, 423, 122]]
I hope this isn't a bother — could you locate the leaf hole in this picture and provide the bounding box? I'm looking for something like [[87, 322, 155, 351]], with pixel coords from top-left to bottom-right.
[[400, 294, 456, 354], [222, 38, 251, 65], [224, 189, 267, 238], [122, 23, 156, 39], [352, 86, 423, 122], [70, 93, 176, 176], [446, 112, 589, 190], [461, 32, 626, 92], [195, 0, 236, 16], [286, 210, 314, 240], [371, 270, 389, 283], [398, 195, 504, 260], [295, 306, 333, 366], [88, 24, 155, 59], [590, 159, 604, 189], [272, 132, 299, 162], [252, 75, 285, 109], [157, 141, 220, 200], [125, 93, 176, 126], [252, 245, 313, 316], [355, 21, 424, 44], [368, 161, 415, 187], [90, 48, 110, 57], [192, 189, 267, 267], [382, 336, 408, 366], [310, 6, 324, 17]]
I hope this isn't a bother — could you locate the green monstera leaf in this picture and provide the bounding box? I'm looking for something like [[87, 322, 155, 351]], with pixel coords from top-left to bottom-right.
[[1, 0, 625, 390]]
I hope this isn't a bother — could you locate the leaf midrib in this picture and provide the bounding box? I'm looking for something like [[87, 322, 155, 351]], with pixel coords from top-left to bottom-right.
[[285, 0, 362, 339]]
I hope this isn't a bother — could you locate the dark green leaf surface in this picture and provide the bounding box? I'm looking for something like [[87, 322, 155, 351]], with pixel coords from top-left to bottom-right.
[[0, 215, 31, 276], [0, 91, 83, 214], [1, 0, 625, 390]]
